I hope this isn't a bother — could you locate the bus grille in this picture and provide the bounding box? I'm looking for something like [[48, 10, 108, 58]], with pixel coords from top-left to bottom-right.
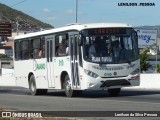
[[100, 79, 131, 88]]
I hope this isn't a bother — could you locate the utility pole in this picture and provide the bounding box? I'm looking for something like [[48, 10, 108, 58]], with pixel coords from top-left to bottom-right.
[[16, 17, 19, 36], [76, 0, 78, 23]]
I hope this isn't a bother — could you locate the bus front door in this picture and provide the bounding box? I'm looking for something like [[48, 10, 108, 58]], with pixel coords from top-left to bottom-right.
[[70, 34, 80, 88], [46, 36, 55, 87]]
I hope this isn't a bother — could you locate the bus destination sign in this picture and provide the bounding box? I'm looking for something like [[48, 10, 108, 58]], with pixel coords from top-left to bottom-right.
[[87, 28, 129, 35]]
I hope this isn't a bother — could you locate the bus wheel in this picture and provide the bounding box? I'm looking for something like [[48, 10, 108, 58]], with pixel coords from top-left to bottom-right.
[[108, 88, 121, 96], [29, 75, 47, 95], [63, 75, 82, 97], [29, 75, 37, 95], [63, 75, 80, 97], [63, 75, 74, 97]]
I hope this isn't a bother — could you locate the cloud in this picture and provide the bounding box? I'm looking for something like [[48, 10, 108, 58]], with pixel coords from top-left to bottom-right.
[[65, 9, 84, 16], [65, 9, 75, 15], [47, 16, 57, 20], [43, 8, 51, 13]]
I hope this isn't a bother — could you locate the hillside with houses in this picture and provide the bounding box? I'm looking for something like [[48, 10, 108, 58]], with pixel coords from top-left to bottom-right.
[[0, 3, 54, 59]]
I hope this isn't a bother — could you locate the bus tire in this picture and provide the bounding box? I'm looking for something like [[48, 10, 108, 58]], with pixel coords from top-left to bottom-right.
[[108, 88, 121, 96], [29, 75, 37, 95], [63, 75, 82, 97], [63, 75, 73, 97], [29, 75, 47, 95]]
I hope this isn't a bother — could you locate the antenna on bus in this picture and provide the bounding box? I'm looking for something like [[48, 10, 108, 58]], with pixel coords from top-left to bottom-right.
[[66, 23, 81, 26]]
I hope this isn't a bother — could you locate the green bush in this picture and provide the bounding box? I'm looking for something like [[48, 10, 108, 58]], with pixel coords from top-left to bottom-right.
[[140, 48, 151, 72], [157, 64, 160, 73]]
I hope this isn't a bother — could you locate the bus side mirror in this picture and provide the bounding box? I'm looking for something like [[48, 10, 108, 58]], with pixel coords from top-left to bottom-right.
[[134, 31, 138, 41], [133, 31, 138, 47], [132, 30, 138, 40]]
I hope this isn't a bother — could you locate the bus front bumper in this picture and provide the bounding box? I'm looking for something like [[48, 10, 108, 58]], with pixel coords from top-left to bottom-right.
[[85, 77, 140, 90]]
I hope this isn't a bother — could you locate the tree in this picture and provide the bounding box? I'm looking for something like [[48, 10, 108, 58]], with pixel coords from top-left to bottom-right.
[[140, 48, 151, 72], [157, 64, 160, 73]]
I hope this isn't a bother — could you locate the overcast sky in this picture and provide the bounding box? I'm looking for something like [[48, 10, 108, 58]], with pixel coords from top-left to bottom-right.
[[1, 0, 160, 28]]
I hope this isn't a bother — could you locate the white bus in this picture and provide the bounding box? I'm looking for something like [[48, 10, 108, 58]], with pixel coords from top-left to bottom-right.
[[14, 23, 140, 97]]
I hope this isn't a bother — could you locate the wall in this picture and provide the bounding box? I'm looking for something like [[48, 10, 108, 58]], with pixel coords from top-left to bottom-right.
[[139, 74, 160, 89], [0, 69, 160, 90], [0, 68, 15, 86]]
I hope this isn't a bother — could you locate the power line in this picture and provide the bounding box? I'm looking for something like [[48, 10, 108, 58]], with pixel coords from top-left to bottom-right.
[[10, 0, 27, 35], [11, 0, 27, 7]]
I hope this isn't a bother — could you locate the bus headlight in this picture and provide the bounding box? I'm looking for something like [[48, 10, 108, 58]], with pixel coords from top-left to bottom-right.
[[130, 68, 140, 75], [130, 68, 140, 80], [84, 69, 98, 78]]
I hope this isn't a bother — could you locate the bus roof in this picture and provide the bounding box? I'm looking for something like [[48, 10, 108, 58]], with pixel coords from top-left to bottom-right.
[[14, 23, 132, 40]]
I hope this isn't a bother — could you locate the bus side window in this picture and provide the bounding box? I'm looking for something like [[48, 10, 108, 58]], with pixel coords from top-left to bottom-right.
[[55, 34, 68, 57], [38, 37, 45, 58], [32, 38, 41, 59], [29, 40, 34, 59], [55, 46, 59, 56], [38, 45, 45, 58], [14, 41, 20, 60], [66, 34, 69, 55], [20, 39, 29, 60]]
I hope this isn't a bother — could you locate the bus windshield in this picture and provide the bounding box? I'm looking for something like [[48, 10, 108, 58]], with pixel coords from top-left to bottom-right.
[[82, 28, 139, 64]]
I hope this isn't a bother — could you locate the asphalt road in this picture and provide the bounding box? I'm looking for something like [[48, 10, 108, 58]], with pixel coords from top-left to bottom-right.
[[0, 87, 160, 119]]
